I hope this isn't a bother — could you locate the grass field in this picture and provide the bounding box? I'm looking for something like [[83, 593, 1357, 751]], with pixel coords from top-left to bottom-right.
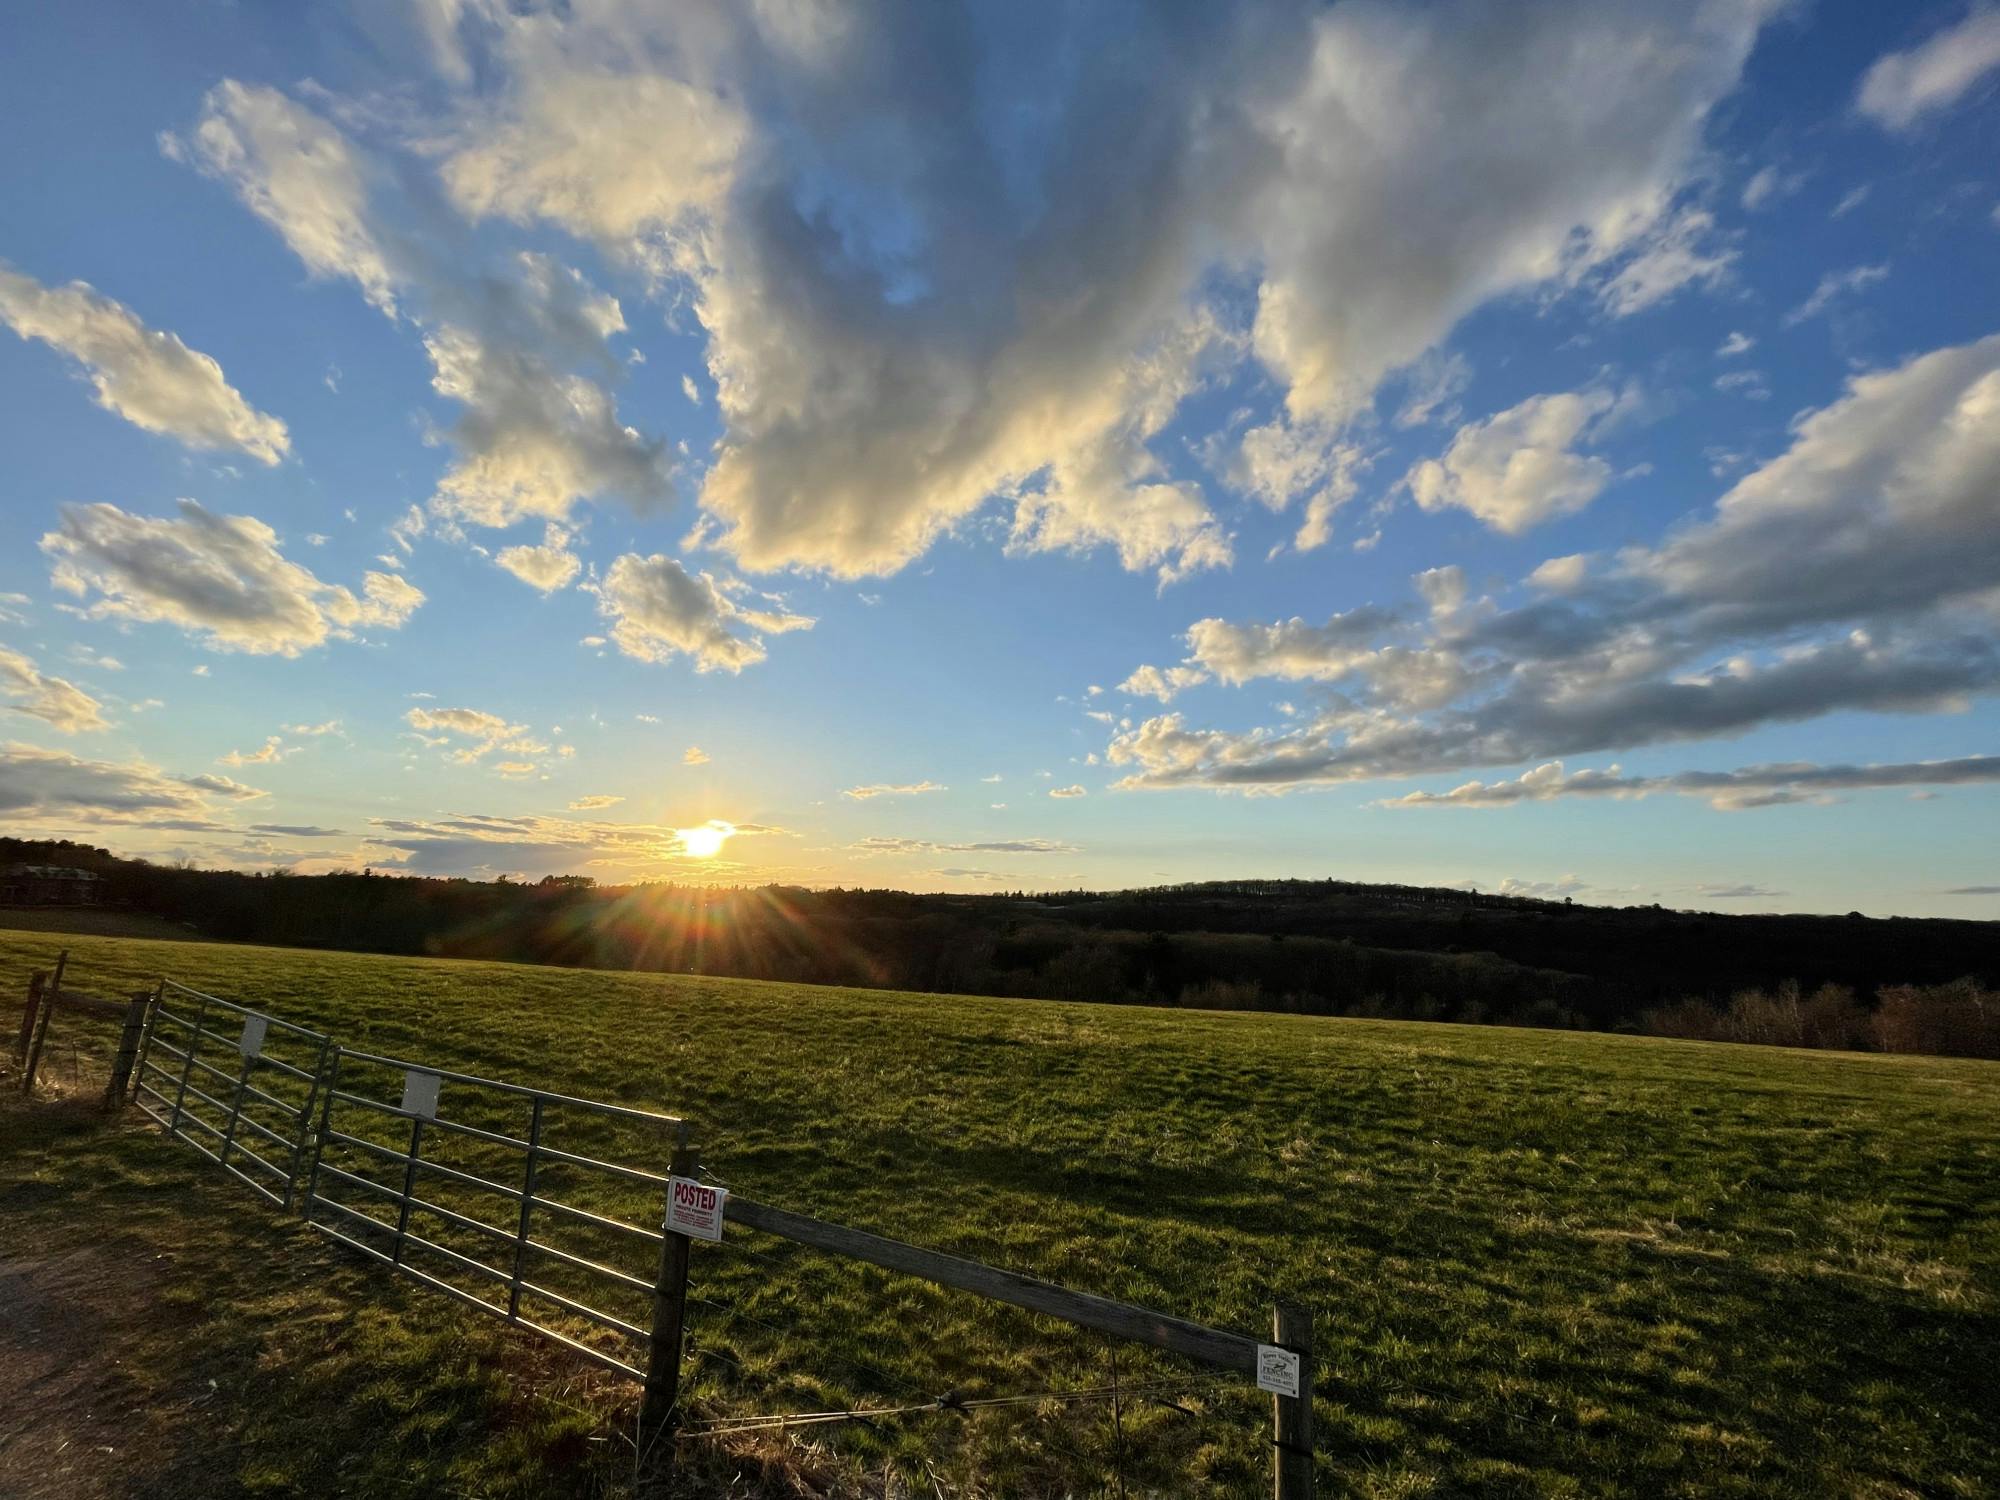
[[2, 930, 1996, 1499]]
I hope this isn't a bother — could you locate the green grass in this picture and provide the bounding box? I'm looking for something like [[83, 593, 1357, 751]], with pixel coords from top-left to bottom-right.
[[2, 931, 1996, 1499]]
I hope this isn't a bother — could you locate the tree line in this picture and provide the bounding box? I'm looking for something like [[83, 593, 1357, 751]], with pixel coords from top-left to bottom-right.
[[5, 839, 1993, 1057]]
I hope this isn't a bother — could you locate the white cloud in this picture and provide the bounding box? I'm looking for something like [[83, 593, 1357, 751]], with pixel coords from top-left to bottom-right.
[[1739, 165, 1803, 211], [683, 745, 710, 765], [176, 84, 669, 533], [1118, 663, 1211, 703], [844, 780, 946, 801], [0, 740, 262, 828], [42, 500, 424, 656], [1716, 331, 1755, 357], [496, 523, 582, 592], [0, 263, 288, 463], [1597, 207, 1735, 317], [1250, 4, 1767, 413], [596, 553, 812, 673], [169, 80, 398, 313], [1406, 389, 1617, 533], [1692, 882, 1785, 901], [409, 0, 1774, 585], [440, 67, 742, 269], [407, 705, 516, 740], [851, 836, 1078, 856], [405, 704, 553, 774], [389, 505, 427, 554], [1394, 352, 1474, 430], [1714, 369, 1771, 401], [681, 375, 700, 404], [1231, 420, 1367, 554], [1049, 785, 1087, 799], [1183, 607, 1401, 686], [1857, 7, 2000, 130], [425, 310, 669, 529], [1786, 263, 1890, 326], [220, 736, 289, 767], [1106, 330, 2000, 795], [1382, 756, 2000, 811], [0, 646, 110, 734]]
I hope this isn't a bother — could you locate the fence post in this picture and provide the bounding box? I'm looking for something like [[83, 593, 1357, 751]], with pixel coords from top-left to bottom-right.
[[636, 1126, 697, 1497], [20, 950, 67, 1094], [127, 979, 164, 1107], [104, 992, 150, 1108], [1272, 1303, 1315, 1500], [13, 970, 46, 1062]]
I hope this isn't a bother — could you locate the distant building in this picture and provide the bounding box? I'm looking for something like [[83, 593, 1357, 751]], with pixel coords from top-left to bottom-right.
[[0, 864, 105, 906]]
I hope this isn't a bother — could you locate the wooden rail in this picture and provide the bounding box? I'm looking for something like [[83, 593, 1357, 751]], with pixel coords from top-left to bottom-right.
[[725, 1193, 1262, 1374]]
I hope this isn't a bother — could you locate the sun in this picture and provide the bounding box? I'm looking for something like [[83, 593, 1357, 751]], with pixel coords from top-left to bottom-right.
[[676, 821, 733, 859]]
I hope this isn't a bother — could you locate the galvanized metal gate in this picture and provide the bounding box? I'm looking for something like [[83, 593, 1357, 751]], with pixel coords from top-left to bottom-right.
[[116, 982, 1314, 1494], [131, 979, 332, 1209], [300, 1046, 687, 1380]]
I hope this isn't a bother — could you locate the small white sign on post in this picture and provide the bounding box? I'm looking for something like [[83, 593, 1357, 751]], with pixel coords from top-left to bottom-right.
[[401, 1069, 441, 1119], [664, 1175, 727, 1242], [1256, 1343, 1301, 1399], [238, 1014, 269, 1059]]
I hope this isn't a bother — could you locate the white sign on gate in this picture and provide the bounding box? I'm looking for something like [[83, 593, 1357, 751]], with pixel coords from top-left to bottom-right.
[[401, 1069, 441, 1119], [1256, 1343, 1301, 1399], [664, 1175, 727, 1241], [238, 1014, 269, 1059]]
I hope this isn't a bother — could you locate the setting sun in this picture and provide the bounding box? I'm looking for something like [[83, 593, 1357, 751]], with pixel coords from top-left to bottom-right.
[[675, 821, 734, 860]]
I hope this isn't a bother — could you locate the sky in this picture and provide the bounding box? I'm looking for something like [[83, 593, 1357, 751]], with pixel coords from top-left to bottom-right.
[[1, 0, 1998, 917]]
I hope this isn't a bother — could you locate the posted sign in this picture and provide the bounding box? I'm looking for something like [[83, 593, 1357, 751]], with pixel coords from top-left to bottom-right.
[[665, 1176, 727, 1242], [1256, 1343, 1301, 1399], [401, 1069, 441, 1119]]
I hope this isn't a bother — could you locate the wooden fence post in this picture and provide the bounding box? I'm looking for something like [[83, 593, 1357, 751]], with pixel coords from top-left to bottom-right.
[[14, 970, 47, 1062], [20, 950, 67, 1095], [1272, 1302, 1315, 1500], [104, 992, 151, 1108], [636, 1127, 697, 1497]]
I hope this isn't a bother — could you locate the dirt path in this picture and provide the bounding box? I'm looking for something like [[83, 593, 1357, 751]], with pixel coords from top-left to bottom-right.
[[0, 1244, 172, 1500]]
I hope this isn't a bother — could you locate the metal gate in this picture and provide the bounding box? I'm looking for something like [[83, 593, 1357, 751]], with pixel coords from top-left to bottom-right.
[[300, 1046, 686, 1380], [132, 979, 332, 1210]]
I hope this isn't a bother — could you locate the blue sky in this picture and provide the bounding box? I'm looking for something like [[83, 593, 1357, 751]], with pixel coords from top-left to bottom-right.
[[2, 0, 1998, 916]]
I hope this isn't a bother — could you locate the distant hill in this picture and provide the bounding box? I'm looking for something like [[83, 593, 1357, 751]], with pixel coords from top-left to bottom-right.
[[6, 837, 1991, 1048]]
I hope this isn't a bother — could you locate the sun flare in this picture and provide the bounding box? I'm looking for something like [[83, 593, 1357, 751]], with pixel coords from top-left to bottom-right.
[[676, 821, 733, 859]]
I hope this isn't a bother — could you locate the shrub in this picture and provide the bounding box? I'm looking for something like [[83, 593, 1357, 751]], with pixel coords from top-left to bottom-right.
[[1178, 979, 1264, 1010], [1873, 980, 2000, 1059]]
